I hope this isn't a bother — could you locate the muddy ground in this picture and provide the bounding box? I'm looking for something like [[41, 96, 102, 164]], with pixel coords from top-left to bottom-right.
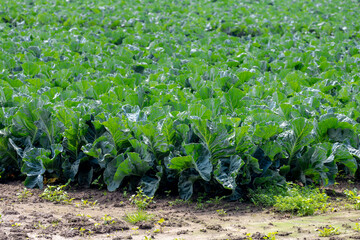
[[1, 181, 360, 240]]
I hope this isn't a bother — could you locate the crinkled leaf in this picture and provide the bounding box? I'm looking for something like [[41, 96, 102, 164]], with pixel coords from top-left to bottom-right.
[[184, 143, 212, 181], [42, 144, 63, 173], [214, 155, 244, 190], [140, 167, 163, 197], [252, 148, 272, 175], [278, 117, 314, 162], [21, 148, 50, 188], [104, 154, 125, 191], [192, 119, 234, 161], [253, 124, 282, 142], [328, 143, 357, 176], [224, 87, 246, 112], [294, 145, 333, 185], [169, 156, 194, 171], [262, 141, 283, 161], [0, 133, 19, 169], [62, 157, 80, 181], [102, 117, 131, 151], [188, 104, 211, 120], [138, 123, 169, 154], [129, 139, 154, 165], [22, 62, 40, 77], [178, 168, 200, 200], [111, 152, 151, 191]]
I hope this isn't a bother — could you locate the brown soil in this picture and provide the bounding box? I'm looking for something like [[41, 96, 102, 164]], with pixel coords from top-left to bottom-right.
[[1, 180, 360, 240]]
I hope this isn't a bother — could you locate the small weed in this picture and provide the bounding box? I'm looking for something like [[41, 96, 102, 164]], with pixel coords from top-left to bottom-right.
[[216, 209, 227, 216], [91, 175, 104, 189], [131, 226, 140, 235], [153, 218, 165, 233], [245, 233, 253, 240], [168, 199, 186, 207], [129, 187, 154, 210], [76, 213, 92, 218], [79, 227, 86, 236], [264, 232, 278, 240], [196, 196, 205, 210], [144, 236, 153, 240], [39, 180, 74, 204], [51, 220, 60, 226], [124, 210, 154, 224], [34, 221, 48, 230], [196, 202, 204, 210], [73, 227, 92, 236], [76, 199, 98, 207], [206, 196, 226, 205], [354, 223, 360, 231], [344, 189, 360, 209], [17, 188, 32, 201], [318, 225, 340, 237], [11, 223, 21, 227], [101, 214, 116, 225]]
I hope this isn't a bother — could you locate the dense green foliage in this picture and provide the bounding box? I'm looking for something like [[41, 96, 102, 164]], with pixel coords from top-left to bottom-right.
[[249, 183, 330, 216], [273, 184, 329, 216], [1, 0, 360, 199]]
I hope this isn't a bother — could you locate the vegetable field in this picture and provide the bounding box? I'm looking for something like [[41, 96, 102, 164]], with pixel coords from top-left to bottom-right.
[[1, 0, 360, 200]]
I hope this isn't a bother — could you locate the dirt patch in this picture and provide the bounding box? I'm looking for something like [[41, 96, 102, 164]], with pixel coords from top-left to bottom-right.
[[1, 181, 360, 239]]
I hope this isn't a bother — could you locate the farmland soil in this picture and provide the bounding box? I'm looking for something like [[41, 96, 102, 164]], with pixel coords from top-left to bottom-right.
[[1, 181, 360, 240]]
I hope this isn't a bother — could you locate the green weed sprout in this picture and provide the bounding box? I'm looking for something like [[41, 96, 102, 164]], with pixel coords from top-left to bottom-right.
[[344, 189, 360, 210], [129, 186, 154, 210], [124, 210, 154, 224], [318, 225, 340, 237], [39, 180, 74, 204]]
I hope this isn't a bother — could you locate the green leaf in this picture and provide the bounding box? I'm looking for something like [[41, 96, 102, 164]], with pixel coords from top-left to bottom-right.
[[234, 126, 252, 153], [184, 143, 212, 181], [169, 156, 194, 171], [104, 154, 125, 191], [62, 112, 87, 163], [284, 71, 309, 92], [22, 62, 40, 77], [140, 167, 163, 197], [188, 104, 212, 120], [253, 124, 282, 142], [178, 169, 200, 200], [109, 152, 151, 191], [224, 87, 246, 111], [62, 157, 80, 181], [294, 144, 335, 185], [137, 123, 169, 155], [103, 117, 131, 151], [278, 118, 314, 163], [192, 120, 234, 161], [329, 143, 357, 176], [21, 148, 50, 189], [0, 132, 19, 169], [42, 144, 63, 173], [214, 155, 244, 190], [11, 100, 42, 141]]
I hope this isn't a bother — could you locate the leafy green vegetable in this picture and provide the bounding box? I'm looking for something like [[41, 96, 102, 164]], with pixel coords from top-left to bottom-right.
[[0, 0, 360, 200]]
